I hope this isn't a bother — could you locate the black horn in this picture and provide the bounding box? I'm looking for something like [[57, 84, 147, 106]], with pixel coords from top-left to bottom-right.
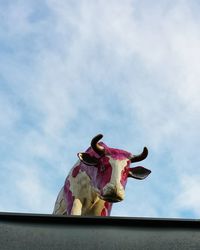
[[129, 147, 148, 163], [91, 134, 105, 156]]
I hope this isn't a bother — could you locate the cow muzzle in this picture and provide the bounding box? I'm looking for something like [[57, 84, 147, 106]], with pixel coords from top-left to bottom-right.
[[102, 184, 125, 203]]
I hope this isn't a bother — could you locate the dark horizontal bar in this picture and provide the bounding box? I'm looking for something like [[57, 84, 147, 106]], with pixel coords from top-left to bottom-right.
[[0, 212, 200, 250], [0, 211, 200, 228]]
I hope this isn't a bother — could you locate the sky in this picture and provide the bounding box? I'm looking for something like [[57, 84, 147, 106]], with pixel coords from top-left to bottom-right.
[[0, 0, 200, 219]]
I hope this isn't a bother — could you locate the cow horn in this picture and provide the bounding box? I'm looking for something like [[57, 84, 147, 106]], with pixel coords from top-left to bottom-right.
[[129, 147, 148, 163], [91, 134, 105, 156]]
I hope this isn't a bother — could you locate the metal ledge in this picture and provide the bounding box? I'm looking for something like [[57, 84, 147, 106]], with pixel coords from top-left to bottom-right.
[[0, 212, 200, 250]]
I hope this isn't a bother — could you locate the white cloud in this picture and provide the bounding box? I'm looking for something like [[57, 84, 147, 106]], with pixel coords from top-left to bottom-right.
[[174, 175, 200, 217], [0, 93, 20, 131], [0, 1, 32, 35], [0, 162, 56, 213]]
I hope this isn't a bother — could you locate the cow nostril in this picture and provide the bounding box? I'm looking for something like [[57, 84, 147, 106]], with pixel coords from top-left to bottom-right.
[[103, 184, 115, 194], [102, 184, 125, 201]]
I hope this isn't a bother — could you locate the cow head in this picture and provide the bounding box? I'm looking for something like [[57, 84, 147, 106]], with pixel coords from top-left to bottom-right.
[[78, 134, 151, 203]]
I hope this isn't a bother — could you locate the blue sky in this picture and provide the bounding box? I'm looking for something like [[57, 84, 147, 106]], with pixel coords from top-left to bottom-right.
[[0, 0, 200, 218]]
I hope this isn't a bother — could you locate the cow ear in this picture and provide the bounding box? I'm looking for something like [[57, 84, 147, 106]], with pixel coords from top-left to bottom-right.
[[128, 166, 151, 180], [77, 153, 98, 166]]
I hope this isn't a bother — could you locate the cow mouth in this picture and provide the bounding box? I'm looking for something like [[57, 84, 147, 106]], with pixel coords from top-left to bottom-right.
[[101, 195, 123, 203]]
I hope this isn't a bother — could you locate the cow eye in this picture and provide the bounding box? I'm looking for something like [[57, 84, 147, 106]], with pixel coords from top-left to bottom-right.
[[100, 165, 106, 172]]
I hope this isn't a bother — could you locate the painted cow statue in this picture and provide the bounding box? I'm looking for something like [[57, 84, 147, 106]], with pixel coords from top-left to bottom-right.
[[53, 134, 151, 216]]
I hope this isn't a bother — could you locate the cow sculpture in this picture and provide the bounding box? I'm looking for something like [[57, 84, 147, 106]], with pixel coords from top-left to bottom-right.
[[53, 134, 151, 216]]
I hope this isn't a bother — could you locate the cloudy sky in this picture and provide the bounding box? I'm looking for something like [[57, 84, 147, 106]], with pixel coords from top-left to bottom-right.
[[0, 0, 200, 219]]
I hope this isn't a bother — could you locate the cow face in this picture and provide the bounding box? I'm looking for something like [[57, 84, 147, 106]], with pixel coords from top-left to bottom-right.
[[78, 134, 151, 203]]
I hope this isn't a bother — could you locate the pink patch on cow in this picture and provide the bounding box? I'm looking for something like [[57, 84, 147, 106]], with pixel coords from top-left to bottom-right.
[[101, 208, 107, 216], [120, 162, 130, 187], [64, 179, 74, 215], [85, 142, 132, 160], [72, 165, 81, 177], [101, 202, 113, 216], [100, 143, 132, 160], [105, 202, 112, 216], [96, 156, 112, 194]]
